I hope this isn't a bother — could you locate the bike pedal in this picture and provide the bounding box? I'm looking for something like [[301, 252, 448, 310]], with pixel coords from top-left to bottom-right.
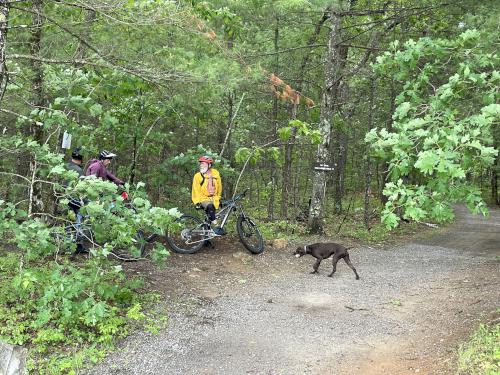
[[213, 227, 226, 236]]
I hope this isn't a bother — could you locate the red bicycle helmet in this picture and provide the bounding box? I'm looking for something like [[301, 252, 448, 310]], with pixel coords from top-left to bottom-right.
[[198, 155, 214, 164]]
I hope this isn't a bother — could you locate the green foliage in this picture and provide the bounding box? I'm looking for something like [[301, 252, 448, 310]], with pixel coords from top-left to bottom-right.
[[368, 30, 499, 228], [1, 129, 178, 373], [192, 1, 242, 39], [0, 252, 141, 373], [458, 323, 500, 375], [259, 219, 307, 240], [278, 119, 322, 144]]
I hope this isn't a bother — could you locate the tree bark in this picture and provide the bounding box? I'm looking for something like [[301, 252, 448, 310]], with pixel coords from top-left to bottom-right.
[[280, 105, 297, 219], [380, 81, 396, 204], [268, 15, 280, 220], [308, 8, 342, 233], [492, 125, 499, 205], [129, 113, 141, 186], [28, 0, 45, 214], [364, 77, 376, 229], [0, 1, 9, 104], [280, 9, 330, 220]]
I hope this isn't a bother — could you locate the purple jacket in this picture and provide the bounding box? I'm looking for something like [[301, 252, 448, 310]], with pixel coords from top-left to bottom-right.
[[86, 159, 124, 185]]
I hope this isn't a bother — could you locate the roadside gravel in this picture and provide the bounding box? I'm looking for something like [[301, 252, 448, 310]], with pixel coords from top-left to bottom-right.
[[86, 205, 500, 375]]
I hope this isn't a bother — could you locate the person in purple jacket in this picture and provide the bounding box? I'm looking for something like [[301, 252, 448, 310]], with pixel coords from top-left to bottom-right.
[[86, 150, 124, 186]]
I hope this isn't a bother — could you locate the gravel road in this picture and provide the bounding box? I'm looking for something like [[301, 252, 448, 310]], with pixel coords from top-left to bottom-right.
[[87, 205, 499, 375]]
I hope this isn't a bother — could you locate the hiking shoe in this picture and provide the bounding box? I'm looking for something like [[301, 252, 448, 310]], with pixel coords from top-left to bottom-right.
[[203, 240, 215, 248], [213, 227, 226, 236]]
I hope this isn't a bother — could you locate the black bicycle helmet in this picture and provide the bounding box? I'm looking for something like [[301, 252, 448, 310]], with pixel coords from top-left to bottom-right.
[[99, 150, 117, 160], [71, 147, 83, 161]]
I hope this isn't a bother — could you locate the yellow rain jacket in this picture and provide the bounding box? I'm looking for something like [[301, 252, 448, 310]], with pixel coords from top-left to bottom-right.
[[191, 168, 222, 209]]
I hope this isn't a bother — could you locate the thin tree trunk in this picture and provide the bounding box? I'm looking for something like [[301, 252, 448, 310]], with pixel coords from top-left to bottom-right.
[[129, 98, 145, 185], [330, 41, 350, 214], [267, 15, 280, 220], [333, 127, 348, 214], [364, 77, 376, 229], [28, 0, 45, 214], [221, 90, 233, 155], [492, 127, 499, 205], [492, 166, 499, 205], [280, 104, 297, 219], [0, 2, 9, 103], [380, 82, 396, 204]]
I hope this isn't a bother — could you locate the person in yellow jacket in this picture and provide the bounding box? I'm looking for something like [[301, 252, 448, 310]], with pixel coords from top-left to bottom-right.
[[192, 155, 224, 235]]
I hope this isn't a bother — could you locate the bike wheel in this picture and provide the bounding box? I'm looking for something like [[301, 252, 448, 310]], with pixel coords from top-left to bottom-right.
[[166, 215, 207, 254], [51, 224, 78, 253], [236, 215, 264, 254], [109, 230, 146, 261]]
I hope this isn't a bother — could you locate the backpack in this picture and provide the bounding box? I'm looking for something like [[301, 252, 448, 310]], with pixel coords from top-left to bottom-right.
[[198, 170, 216, 196]]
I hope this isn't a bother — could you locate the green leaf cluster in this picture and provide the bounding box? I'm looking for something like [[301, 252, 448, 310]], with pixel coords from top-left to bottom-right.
[[368, 30, 499, 228]]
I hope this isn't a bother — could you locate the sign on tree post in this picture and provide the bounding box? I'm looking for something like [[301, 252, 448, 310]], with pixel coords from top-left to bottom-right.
[[314, 163, 335, 172]]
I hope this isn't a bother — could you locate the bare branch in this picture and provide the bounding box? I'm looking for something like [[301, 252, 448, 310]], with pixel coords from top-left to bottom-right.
[[0, 171, 31, 183], [7, 53, 189, 86], [0, 107, 44, 126], [220, 93, 246, 159]]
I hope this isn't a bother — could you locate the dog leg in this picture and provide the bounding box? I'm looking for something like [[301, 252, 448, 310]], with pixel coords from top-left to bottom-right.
[[328, 255, 340, 277], [343, 254, 360, 280], [311, 258, 322, 274]]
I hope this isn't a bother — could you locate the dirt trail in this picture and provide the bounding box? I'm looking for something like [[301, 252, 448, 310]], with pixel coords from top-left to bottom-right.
[[90, 205, 499, 375]]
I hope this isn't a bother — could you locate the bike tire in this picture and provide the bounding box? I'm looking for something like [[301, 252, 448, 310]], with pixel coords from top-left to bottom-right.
[[236, 214, 264, 254], [51, 224, 78, 254], [108, 230, 146, 261], [166, 215, 207, 254]]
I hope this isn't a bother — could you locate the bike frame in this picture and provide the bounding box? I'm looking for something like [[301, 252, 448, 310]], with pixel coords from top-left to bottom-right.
[[184, 195, 248, 244]]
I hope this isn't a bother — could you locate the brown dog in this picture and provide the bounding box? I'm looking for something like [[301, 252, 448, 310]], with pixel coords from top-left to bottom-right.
[[294, 243, 360, 279]]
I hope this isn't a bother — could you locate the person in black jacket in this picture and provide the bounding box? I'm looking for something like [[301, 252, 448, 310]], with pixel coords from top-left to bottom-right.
[[66, 147, 84, 177], [65, 148, 86, 253]]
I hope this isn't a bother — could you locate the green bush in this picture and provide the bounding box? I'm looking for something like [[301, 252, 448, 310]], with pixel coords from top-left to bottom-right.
[[0, 252, 147, 373]]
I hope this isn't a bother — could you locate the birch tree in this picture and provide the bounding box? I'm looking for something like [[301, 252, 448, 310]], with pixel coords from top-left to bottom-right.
[[0, 1, 8, 102]]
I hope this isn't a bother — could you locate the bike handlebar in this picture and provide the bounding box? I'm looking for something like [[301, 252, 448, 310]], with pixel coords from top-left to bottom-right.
[[233, 188, 250, 202]]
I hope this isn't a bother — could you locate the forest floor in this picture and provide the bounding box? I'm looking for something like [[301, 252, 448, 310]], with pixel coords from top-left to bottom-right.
[[88, 205, 499, 375]]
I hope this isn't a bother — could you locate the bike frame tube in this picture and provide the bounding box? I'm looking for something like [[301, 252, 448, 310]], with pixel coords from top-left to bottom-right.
[[217, 201, 237, 228]]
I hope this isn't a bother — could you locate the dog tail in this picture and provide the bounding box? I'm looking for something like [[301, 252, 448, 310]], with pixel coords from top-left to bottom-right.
[[345, 246, 355, 251]]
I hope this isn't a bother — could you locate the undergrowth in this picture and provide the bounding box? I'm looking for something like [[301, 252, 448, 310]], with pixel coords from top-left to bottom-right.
[[457, 320, 500, 375], [0, 251, 167, 374], [252, 195, 431, 244]]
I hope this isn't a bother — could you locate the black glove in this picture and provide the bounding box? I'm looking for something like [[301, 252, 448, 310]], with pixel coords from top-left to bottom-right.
[[195, 203, 202, 209]]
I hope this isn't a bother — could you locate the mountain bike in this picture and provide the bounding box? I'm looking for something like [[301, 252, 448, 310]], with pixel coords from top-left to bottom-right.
[[166, 189, 264, 254], [52, 192, 147, 261]]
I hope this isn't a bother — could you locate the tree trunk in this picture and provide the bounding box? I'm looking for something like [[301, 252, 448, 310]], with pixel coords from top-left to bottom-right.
[[308, 9, 342, 233], [28, 0, 45, 215], [330, 40, 350, 214], [380, 82, 396, 205], [492, 165, 499, 205], [0, 2, 9, 103], [364, 77, 376, 229], [267, 15, 280, 220], [280, 9, 330, 220], [280, 104, 297, 219], [492, 126, 499, 205]]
